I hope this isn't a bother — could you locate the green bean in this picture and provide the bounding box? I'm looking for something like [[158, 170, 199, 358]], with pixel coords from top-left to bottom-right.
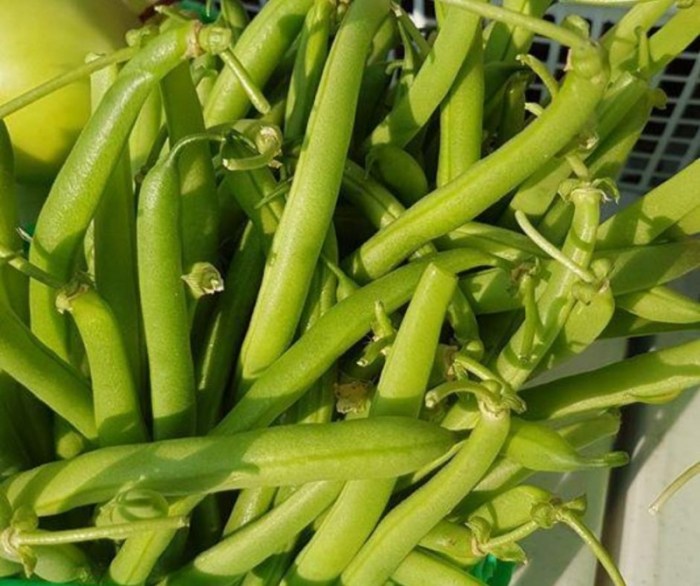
[[661, 203, 700, 241], [502, 418, 628, 472], [365, 3, 482, 149], [391, 550, 487, 586], [342, 406, 510, 585], [218, 249, 501, 434], [284, 0, 334, 143], [161, 62, 220, 271], [162, 482, 342, 586], [346, 42, 608, 281], [597, 159, 700, 248], [437, 25, 483, 186], [602, 311, 700, 339], [2, 417, 455, 517], [236, 0, 390, 387], [646, 3, 700, 76], [483, 0, 553, 64], [196, 224, 264, 434], [522, 337, 700, 420], [615, 285, 700, 324], [137, 145, 198, 440], [29, 22, 210, 360], [204, 0, 314, 125], [56, 281, 148, 447], [0, 300, 95, 440], [493, 70, 530, 147], [90, 58, 143, 389], [417, 520, 480, 567], [224, 487, 277, 538], [285, 265, 456, 584]]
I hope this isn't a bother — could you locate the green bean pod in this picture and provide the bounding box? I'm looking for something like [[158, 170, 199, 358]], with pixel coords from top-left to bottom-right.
[[437, 20, 483, 187], [90, 59, 142, 389], [137, 150, 197, 440], [2, 417, 455, 517], [522, 337, 700, 420], [418, 520, 480, 567], [347, 43, 608, 281], [204, 0, 314, 125], [161, 482, 342, 586], [218, 249, 501, 434], [286, 265, 456, 584], [502, 419, 628, 472], [615, 286, 700, 324], [284, 0, 334, 143], [597, 159, 700, 249], [29, 22, 203, 360], [161, 62, 220, 270], [220, 144, 284, 254], [237, 0, 390, 387], [129, 87, 162, 175], [56, 282, 148, 447], [0, 374, 30, 479]]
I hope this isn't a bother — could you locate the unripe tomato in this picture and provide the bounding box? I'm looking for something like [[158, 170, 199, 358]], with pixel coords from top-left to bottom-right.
[[0, 0, 139, 183]]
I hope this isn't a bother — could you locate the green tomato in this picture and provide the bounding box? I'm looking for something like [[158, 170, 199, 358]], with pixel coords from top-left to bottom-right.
[[0, 0, 139, 184]]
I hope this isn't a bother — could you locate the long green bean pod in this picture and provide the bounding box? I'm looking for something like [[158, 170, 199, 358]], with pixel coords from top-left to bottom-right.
[[56, 281, 148, 447], [346, 42, 608, 281], [161, 62, 219, 270], [90, 58, 142, 389], [162, 482, 343, 586], [204, 0, 314, 125], [284, 0, 334, 143], [391, 550, 487, 586], [286, 265, 456, 584], [29, 22, 207, 360], [522, 337, 700, 420], [137, 147, 197, 440], [237, 0, 390, 387], [2, 417, 455, 517]]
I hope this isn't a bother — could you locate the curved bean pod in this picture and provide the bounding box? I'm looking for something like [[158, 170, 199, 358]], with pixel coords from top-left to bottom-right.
[[391, 550, 487, 586], [161, 482, 342, 586], [2, 417, 455, 517], [56, 282, 148, 447], [522, 337, 700, 420]]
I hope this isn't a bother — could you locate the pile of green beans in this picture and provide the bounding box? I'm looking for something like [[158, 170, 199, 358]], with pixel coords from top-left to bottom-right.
[[0, 1, 698, 584]]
